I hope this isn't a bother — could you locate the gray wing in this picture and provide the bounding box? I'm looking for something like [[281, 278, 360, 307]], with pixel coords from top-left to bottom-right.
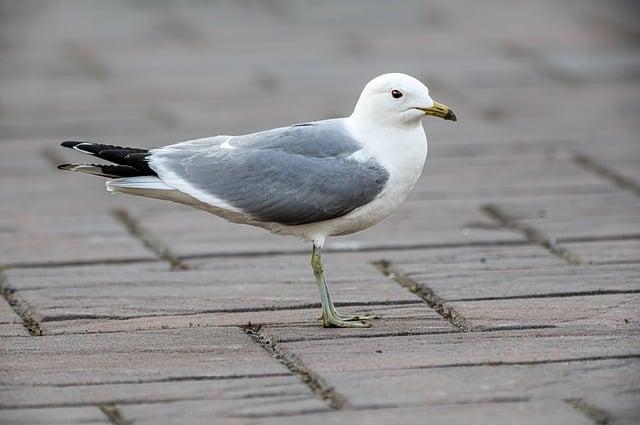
[[148, 119, 390, 226]]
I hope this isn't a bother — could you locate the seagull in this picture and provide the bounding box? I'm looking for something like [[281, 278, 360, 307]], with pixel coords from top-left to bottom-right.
[[58, 73, 457, 327]]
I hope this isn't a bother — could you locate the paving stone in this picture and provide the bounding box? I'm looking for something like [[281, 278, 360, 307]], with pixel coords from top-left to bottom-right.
[[320, 358, 640, 408], [0, 297, 21, 325], [0, 323, 30, 337], [275, 328, 640, 373], [121, 400, 594, 425], [0, 295, 29, 337], [389, 245, 640, 300], [579, 392, 640, 425], [563, 240, 640, 265], [0, 327, 290, 387], [0, 212, 156, 265], [411, 152, 614, 201], [0, 406, 109, 425], [504, 192, 640, 240], [0, 376, 326, 414], [40, 303, 450, 335], [450, 293, 639, 330]]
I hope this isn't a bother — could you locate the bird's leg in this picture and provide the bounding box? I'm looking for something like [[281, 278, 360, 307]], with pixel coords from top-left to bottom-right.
[[310, 245, 379, 327]]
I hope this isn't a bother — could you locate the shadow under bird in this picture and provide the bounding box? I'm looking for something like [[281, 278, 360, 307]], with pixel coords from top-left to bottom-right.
[[58, 73, 457, 327]]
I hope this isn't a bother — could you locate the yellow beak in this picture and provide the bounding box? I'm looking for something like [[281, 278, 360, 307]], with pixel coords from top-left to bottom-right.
[[419, 101, 457, 121]]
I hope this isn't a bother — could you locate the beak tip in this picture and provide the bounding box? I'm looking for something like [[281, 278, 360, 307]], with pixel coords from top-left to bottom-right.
[[445, 110, 457, 122]]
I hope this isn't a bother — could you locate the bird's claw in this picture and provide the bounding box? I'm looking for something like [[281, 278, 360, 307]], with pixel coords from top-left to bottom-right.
[[318, 311, 380, 327], [342, 313, 380, 321]]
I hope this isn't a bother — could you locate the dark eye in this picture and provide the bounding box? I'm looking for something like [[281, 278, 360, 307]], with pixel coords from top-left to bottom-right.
[[391, 89, 403, 99]]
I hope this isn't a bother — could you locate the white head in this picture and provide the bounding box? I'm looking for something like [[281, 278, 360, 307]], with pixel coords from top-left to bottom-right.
[[351, 73, 456, 128]]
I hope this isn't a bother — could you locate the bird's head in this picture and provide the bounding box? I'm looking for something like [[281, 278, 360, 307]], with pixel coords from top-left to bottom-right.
[[351, 73, 457, 128]]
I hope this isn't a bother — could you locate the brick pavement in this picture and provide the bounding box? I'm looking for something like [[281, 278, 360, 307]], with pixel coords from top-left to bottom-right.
[[1, 1, 638, 423]]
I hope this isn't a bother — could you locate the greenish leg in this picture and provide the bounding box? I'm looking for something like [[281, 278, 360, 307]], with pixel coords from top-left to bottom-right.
[[311, 244, 380, 328]]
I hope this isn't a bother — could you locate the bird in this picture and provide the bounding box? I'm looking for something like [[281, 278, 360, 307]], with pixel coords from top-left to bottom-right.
[[58, 73, 457, 327]]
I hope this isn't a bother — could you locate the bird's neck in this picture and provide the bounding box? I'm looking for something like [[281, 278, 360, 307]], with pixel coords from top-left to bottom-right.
[[345, 116, 428, 172]]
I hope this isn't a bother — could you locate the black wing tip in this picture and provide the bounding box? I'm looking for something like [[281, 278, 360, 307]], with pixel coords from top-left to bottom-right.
[[61, 141, 83, 148], [57, 163, 73, 170]]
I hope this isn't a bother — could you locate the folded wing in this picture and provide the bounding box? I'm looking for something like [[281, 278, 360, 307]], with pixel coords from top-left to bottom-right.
[[149, 120, 389, 226]]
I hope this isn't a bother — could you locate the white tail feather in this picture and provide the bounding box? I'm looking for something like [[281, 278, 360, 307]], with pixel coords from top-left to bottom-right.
[[106, 176, 173, 192], [60, 164, 103, 176]]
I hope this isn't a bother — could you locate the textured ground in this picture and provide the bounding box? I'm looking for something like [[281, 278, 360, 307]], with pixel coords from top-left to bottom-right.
[[1, 1, 639, 424]]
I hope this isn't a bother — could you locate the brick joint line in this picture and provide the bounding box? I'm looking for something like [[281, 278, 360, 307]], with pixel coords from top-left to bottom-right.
[[481, 203, 583, 266], [565, 398, 610, 425], [449, 288, 640, 302], [39, 300, 423, 324], [179, 239, 528, 261], [241, 323, 349, 410], [111, 208, 190, 271], [373, 260, 472, 332], [17, 318, 556, 339], [1, 397, 204, 410], [22, 372, 292, 388], [574, 153, 640, 197], [277, 325, 557, 344], [98, 403, 132, 425], [0, 271, 43, 336], [402, 353, 640, 371], [502, 42, 583, 87]]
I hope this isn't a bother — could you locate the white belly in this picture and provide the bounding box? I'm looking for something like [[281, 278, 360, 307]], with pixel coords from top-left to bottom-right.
[[323, 161, 425, 236]]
